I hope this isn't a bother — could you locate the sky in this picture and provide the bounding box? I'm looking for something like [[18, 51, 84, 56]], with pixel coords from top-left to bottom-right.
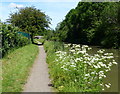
[[0, 0, 80, 29]]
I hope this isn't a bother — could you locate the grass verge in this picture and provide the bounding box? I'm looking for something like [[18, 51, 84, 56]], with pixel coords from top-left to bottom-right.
[[43, 41, 64, 92], [2, 44, 38, 92], [34, 39, 45, 44]]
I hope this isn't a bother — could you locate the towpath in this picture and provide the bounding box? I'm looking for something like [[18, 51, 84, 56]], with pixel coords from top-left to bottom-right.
[[23, 42, 52, 92]]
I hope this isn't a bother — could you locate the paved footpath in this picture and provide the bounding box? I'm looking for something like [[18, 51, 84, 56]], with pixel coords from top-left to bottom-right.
[[23, 44, 52, 92]]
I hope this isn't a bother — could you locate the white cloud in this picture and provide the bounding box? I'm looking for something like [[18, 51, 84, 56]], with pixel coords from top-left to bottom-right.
[[9, 3, 24, 8]]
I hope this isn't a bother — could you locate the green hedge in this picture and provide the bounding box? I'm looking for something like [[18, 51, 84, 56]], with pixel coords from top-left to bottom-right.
[[0, 22, 30, 57]]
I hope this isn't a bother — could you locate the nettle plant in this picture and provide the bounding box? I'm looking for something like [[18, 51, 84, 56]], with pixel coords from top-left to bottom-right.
[[54, 44, 117, 92]]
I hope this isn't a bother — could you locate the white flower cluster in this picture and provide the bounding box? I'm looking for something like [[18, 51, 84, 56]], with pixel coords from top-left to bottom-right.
[[54, 44, 117, 91]]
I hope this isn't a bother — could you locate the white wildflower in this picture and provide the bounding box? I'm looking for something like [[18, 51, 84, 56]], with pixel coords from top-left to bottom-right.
[[97, 49, 105, 53], [82, 45, 89, 48], [70, 49, 75, 52], [108, 62, 113, 67], [105, 84, 111, 88], [88, 47, 92, 50], [70, 65, 76, 67], [102, 88, 105, 91], [91, 72, 95, 74], [75, 45, 80, 48], [112, 60, 117, 65], [85, 74, 90, 77]]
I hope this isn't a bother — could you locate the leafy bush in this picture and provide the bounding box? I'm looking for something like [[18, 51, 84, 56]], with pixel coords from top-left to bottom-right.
[[1, 22, 30, 57]]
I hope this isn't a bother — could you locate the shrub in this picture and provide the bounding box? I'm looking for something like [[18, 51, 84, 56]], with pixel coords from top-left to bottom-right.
[[1, 22, 30, 57]]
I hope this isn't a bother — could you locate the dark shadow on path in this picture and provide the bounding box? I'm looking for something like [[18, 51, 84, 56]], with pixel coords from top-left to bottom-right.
[[33, 42, 43, 46]]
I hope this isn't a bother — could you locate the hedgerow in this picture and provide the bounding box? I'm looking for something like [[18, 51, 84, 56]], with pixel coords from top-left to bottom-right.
[[0, 22, 30, 57]]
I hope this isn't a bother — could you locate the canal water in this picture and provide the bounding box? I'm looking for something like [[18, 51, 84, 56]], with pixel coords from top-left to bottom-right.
[[88, 46, 120, 92]]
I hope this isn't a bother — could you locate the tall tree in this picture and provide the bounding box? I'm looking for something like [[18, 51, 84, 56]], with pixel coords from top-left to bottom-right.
[[55, 2, 119, 48], [8, 6, 51, 43]]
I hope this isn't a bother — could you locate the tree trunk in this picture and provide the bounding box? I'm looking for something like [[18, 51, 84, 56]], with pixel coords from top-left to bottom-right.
[[30, 34, 34, 44]]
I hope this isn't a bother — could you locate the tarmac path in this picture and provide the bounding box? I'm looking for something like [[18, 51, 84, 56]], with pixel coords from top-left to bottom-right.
[[23, 43, 52, 92]]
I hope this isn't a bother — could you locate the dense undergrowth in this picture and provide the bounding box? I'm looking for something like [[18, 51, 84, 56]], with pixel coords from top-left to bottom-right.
[[43, 40, 117, 92], [2, 44, 38, 92]]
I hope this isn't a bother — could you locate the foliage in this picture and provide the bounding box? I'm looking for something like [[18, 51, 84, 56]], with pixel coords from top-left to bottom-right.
[[100, 2, 120, 48], [44, 41, 117, 92], [2, 44, 38, 92], [1, 22, 30, 57], [44, 41, 64, 54], [7, 6, 51, 43], [34, 39, 45, 44], [48, 2, 120, 48], [43, 30, 55, 40]]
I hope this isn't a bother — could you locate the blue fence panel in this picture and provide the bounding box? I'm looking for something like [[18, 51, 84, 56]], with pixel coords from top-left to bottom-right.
[[17, 32, 30, 38]]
